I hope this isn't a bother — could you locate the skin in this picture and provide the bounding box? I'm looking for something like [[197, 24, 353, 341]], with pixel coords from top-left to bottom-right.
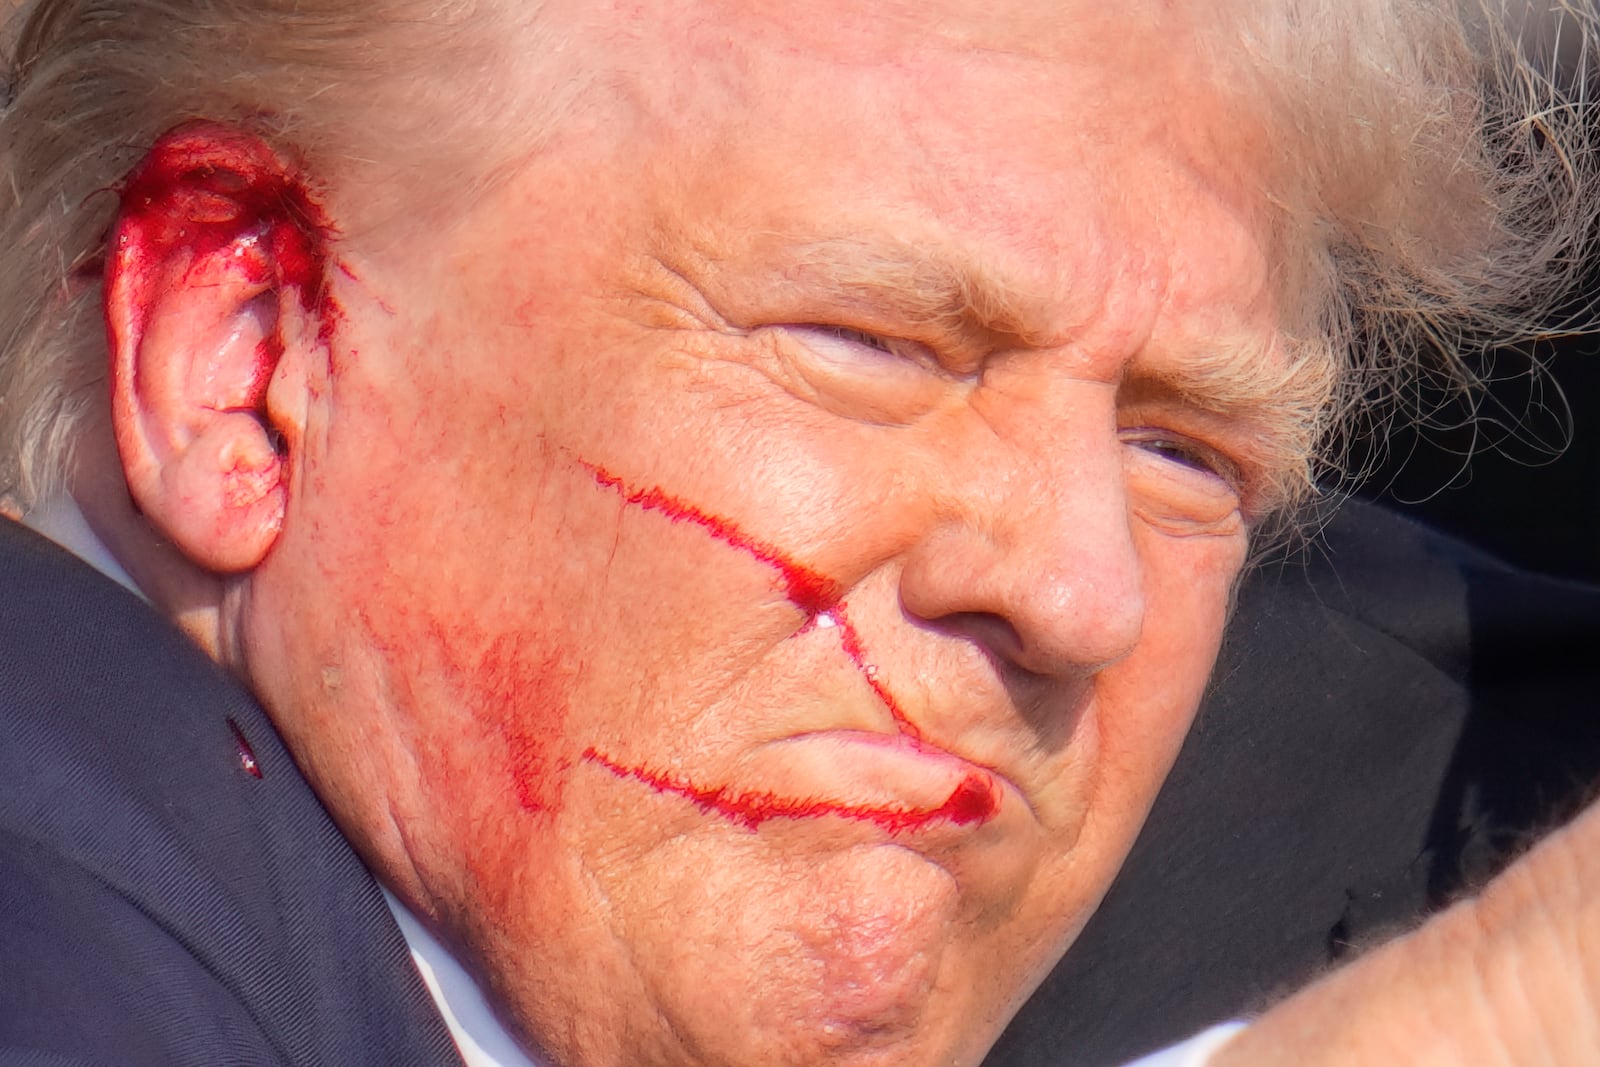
[[1212, 796, 1600, 1065], [86, 2, 1316, 1065]]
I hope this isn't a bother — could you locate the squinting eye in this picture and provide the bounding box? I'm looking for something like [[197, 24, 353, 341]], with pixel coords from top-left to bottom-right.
[[784, 323, 923, 366], [758, 322, 951, 425], [1122, 427, 1247, 532], [1122, 429, 1237, 485], [817, 325, 892, 352]]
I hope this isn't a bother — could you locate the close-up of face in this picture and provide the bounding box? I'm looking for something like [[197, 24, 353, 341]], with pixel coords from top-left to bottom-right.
[[189, 2, 1309, 1065]]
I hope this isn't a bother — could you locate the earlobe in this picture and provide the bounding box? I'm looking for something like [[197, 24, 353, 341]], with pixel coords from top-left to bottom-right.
[[104, 123, 334, 573]]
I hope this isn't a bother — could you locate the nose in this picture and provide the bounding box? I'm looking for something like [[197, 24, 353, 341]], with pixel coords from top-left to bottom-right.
[[897, 387, 1145, 679]]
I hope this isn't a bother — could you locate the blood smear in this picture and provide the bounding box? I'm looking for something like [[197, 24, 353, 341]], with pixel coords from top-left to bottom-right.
[[577, 464, 1000, 830], [584, 463, 920, 738], [582, 747, 997, 833]]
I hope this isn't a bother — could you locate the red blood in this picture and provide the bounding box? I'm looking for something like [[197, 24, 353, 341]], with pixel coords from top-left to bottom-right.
[[426, 617, 574, 816], [347, 589, 577, 818], [584, 462, 922, 740], [582, 747, 997, 834], [940, 772, 1000, 824], [584, 462, 839, 614], [245, 332, 285, 410], [226, 717, 263, 779], [827, 604, 924, 742], [109, 123, 345, 398], [574, 464, 994, 829], [337, 260, 396, 316]]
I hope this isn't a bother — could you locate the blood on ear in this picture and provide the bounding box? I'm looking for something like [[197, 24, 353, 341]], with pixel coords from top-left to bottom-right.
[[102, 122, 341, 573]]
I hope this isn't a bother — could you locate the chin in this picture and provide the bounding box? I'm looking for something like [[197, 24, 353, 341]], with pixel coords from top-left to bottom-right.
[[455, 803, 1052, 1067], [628, 844, 1000, 1067]]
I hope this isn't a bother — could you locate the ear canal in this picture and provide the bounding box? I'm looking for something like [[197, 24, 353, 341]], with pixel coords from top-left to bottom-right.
[[104, 122, 340, 574]]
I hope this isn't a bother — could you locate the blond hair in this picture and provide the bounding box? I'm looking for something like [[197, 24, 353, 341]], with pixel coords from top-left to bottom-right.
[[0, 0, 585, 506], [1229, 1, 1600, 518], [0, 0, 1594, 520]]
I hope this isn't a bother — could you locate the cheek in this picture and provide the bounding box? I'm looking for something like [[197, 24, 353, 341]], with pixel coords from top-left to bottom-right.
[[1100, 530, 1243, 777], [289, 400, 592, 818], [328, 528, 586, 819], [419, 619, 579, 815], [1054, 527, 1241, 850]]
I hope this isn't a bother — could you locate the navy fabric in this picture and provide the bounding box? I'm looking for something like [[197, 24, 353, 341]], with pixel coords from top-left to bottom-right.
[[988, 498, 1600, 1067], [0, 518, 462, 1067]]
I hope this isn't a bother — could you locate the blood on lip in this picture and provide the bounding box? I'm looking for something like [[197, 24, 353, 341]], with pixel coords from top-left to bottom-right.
[[574, 463, 1001, 831], [582, 747, 998, 833]]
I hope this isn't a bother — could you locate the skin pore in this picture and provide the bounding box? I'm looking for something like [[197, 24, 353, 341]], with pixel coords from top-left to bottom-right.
[[86, 2, 1323, 1065]]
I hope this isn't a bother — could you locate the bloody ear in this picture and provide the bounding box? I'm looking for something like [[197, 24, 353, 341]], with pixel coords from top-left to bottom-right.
[[105, 122, 335, 573]]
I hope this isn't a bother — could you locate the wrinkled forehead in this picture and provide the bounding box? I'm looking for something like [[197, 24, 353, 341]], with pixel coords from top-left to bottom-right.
[[597, 0, 1237, 146], [577, 0, 1280, 354], [621, 0, 1192, 67]]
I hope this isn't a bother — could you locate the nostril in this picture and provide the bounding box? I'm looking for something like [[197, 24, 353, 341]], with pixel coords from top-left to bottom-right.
[[918, 611, 1035, 676]]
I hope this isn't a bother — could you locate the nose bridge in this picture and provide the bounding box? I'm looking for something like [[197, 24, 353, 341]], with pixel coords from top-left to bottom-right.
[[903, 378, 1146, 677]]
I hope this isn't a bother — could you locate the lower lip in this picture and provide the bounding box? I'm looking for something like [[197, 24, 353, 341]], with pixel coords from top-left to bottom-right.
[[584, 732, 1002, 835]]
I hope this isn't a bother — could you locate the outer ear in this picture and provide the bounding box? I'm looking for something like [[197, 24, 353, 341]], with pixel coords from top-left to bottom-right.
[[105, 123, 335, 574]]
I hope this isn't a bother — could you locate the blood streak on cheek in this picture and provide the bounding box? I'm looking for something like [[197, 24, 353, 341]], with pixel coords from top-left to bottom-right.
[[470, 632, 574, 815], [816, 604, 922, 743], [583, 462, 923, 741], [581, 462, 839, 614], [582, 747, 998, 834], [355, 602, 576, 816], [416, 614, 579, 812], [574, 464, 999, 832], [339, 260, 396, 317]]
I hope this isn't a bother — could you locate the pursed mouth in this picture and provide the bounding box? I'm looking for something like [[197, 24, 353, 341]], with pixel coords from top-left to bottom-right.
[[582, 732, 1003, 834]]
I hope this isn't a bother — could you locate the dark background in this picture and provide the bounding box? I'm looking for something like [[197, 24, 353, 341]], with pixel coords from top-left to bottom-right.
[[1355, 332, 1600, 581], [1350, 0, 1600, 578]]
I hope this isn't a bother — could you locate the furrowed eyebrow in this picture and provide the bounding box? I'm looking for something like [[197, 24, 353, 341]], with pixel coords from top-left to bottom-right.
[[764, 235, 1054, 344], [1121, 334, 1334, 512], [731, 232, 1325, 472], [1123, 333, 1302, 416]]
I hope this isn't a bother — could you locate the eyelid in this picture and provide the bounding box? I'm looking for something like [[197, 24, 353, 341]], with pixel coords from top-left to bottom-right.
[[1120, 426, 1253, 534], [757, 323, 950, 424], [1119, 427, 1242, 488], [781, 323, 940, 372]]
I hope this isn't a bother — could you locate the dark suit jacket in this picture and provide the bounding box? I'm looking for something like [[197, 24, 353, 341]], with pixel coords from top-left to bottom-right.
[[0, 518, 461, 1066], [987, 499, 1600, 1067]]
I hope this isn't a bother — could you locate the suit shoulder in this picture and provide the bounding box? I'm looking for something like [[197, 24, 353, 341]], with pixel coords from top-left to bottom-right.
[[0, 519, 462, 1067]]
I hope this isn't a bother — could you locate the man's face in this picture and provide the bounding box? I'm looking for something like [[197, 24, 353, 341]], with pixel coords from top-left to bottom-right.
[[242, 3, 1295, 1064]]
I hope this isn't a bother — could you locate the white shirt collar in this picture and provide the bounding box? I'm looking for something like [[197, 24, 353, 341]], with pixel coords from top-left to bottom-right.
[[381, 890, 547, 1067], [22, 494, 546, 1067], [23, 494, 144, 599]]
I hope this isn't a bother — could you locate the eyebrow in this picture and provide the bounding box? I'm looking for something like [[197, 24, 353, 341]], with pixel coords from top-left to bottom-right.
[[761, 233, 1065, 346], [771, 236, 1315, 402], [1125, 330, 1316, 416], [1121, 332, 1334, 513], [737, 231, 1330, 505]]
